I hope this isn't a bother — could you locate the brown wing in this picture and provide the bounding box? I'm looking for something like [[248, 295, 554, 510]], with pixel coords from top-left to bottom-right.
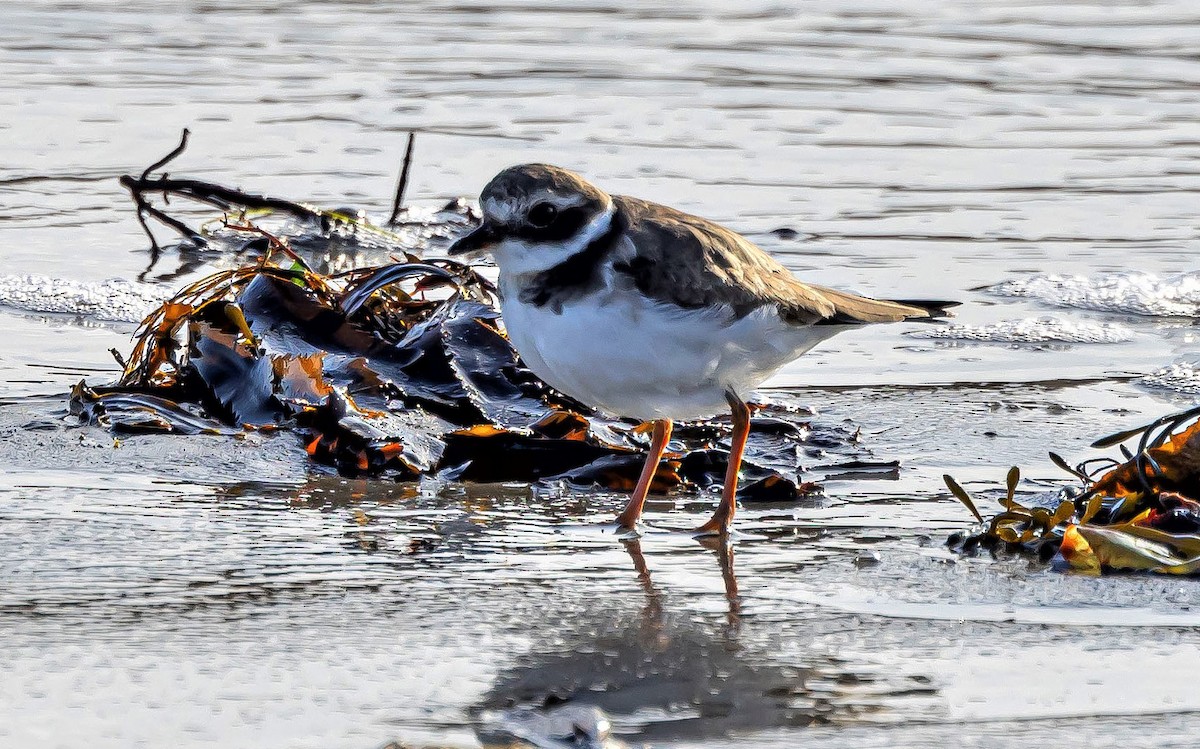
[[612, 196, 937, 325]]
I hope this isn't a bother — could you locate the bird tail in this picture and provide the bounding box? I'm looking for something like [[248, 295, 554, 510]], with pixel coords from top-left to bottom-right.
[[810, 284, 959, 324], [886, 298, 959, 322]]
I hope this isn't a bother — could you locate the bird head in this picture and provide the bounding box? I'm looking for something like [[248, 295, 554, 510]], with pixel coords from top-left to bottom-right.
[[449, 164, 614, 276]]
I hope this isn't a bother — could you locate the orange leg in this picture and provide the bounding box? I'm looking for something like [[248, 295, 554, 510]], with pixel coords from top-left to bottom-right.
[[695, 392, 751, 536], [614, 419, 673, 530]]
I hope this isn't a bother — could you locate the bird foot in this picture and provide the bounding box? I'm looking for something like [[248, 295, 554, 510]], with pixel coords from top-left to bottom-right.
[[692, 513, 732, 537], [608, 519, 644, 539]]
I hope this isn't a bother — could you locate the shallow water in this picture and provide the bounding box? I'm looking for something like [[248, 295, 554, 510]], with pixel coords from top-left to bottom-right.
[[4, 1, 1200, 747]]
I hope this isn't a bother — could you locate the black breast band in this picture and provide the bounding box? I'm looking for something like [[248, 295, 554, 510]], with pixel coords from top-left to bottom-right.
[[518, 209, 626, 313]]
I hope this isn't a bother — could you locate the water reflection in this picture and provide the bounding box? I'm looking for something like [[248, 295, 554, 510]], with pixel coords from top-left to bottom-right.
[[476, 535, 937, 744], [622, 536, 740, 640]]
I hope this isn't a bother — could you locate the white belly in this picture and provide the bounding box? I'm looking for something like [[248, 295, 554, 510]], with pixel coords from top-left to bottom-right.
[[499, 281, 841, 421]]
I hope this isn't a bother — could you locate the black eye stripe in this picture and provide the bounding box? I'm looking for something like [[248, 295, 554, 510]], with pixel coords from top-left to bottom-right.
[[511, 206, 591, 243]]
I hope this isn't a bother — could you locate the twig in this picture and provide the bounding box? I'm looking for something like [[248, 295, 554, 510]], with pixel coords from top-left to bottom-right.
[[126, 129, 202, 278], [141, 127, 190, 181], [124, 129, 422, 280], [139, 198, 205, 245], [387, 132, 416, 225], [120, 175, 323, 222], [121, 128, 329, 262], [221, 218, 316, 274]]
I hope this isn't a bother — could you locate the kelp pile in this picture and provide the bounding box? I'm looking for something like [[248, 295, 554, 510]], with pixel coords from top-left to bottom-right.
[[946, 407, 1200, 575], [71, 133, 878, 502]]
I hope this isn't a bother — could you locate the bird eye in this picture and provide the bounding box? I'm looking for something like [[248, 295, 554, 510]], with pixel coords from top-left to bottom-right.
[[527, 202, 559, 228]]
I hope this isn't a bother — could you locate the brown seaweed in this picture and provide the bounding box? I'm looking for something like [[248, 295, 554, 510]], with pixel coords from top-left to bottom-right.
[[946, 411, 1200, 575], [76, 242, 870, 496]]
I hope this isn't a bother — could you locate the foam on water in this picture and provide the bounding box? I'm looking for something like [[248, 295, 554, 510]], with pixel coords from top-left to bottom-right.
[[1138, 361, 1200, 396], [908, 317, 1134, 344], [0, 275, 165, 324], [990, 272, 1200, 317]]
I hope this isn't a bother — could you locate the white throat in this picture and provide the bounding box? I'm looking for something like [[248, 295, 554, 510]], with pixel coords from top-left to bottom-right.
[[491, 203, 616, 279]]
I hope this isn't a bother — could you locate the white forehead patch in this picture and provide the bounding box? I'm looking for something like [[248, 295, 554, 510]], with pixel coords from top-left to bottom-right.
[[484, 187, 596, 224], [483, 196, 519, 223]]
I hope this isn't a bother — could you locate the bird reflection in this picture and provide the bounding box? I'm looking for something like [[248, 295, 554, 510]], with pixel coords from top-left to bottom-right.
[[621, 534, 740, 637], [696, 535, 741, 631], [475, 534, 935, 746]]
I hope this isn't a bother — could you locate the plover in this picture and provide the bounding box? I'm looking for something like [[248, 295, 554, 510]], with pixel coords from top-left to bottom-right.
[[450, 164, 953, 535]]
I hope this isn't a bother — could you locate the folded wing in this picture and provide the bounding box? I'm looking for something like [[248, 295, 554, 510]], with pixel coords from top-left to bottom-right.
[[612, 195, 956, 326]]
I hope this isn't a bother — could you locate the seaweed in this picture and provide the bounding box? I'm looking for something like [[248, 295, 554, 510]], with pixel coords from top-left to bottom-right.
[[72, 134, 881, 504], [945, 411, 1200, 575]]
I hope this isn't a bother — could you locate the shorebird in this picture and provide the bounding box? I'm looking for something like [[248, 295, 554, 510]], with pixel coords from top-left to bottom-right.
[[450, 164, 952, 535]]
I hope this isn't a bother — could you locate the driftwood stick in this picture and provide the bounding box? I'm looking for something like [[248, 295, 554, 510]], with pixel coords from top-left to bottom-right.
[[137, 199, 205, 245], [125, 129, 205, 254], [122, 128, 329, 255], [141, 127, 191, 182], [387, 132, 416, 225], [120, 175, 323, 221]]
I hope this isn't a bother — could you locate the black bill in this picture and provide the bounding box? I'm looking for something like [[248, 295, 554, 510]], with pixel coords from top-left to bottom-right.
[[448, 222, 502, 256]]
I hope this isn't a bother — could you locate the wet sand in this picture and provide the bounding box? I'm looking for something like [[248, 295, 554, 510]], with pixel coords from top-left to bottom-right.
[[3, 1, 1200, 747]]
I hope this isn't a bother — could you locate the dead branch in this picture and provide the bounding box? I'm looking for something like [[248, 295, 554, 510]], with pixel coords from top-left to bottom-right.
[[387, 132, 416, 225], [121, 128, 327, 255]]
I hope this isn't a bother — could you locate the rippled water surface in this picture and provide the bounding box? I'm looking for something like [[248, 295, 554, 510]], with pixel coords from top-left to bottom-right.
[[4, 1, 1200, 747]]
